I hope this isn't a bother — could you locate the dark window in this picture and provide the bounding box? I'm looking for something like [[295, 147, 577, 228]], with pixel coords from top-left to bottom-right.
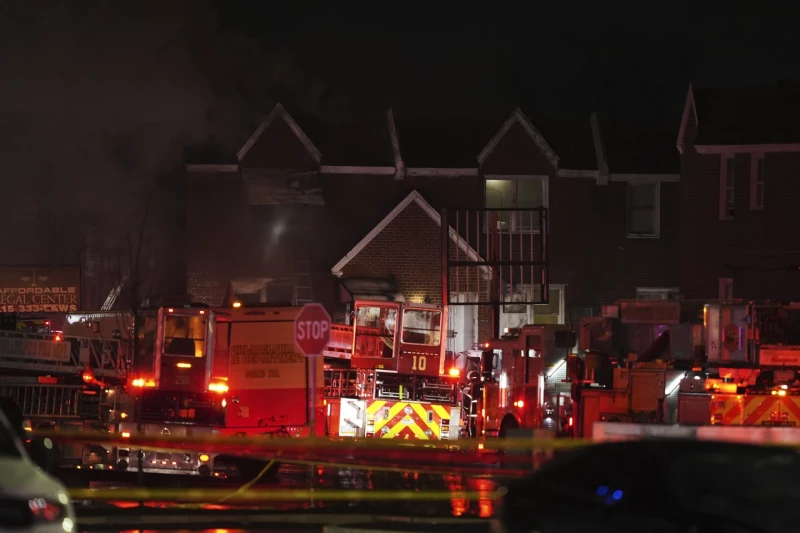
[[628, 183, 658, 236]]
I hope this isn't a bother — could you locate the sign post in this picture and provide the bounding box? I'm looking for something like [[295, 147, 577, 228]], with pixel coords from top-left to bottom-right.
[[293, 303, 331, 438]]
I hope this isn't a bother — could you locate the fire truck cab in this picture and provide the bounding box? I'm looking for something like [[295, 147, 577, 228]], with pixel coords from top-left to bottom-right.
[[475, 325, 576, 440], [325, 300, 463, 441]]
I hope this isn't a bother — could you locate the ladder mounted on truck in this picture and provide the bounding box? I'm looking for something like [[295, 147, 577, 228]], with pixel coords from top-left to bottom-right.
[[0, 330, 127, 381], [0, 378, 107, 420]]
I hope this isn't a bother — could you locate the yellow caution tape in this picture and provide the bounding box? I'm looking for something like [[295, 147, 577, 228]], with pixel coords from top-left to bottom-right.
[[68, 488, 497, 503], [33, 430, 591, 451], [173, 459, 277, 509]]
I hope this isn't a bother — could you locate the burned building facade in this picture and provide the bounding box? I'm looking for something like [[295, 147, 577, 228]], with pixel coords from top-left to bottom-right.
[[185, 103, 680, 349]]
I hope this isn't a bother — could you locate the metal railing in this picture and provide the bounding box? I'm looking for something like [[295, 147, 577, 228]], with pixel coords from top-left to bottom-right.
[[0, 384, 98, 419], [0, 331, 127, 380], [325, 369, 358, 398]]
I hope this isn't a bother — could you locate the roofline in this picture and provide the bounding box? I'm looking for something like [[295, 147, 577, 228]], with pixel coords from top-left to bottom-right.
[[676, 84, 698, 155], [182, 164, 676, 181], [610, 173, 679, 183], [695, 144, 800, 154], [557, 170, 678, 181], [320, 165, 396, 175], [185, 164, 239, 173], [236, 103, 322, 164], [405, 168, 479, 177], [330, 190, 488, 276], [478, 108, 560, 169]]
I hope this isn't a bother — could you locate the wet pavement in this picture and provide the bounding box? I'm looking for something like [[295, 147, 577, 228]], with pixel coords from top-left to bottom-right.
[[67, 463, 505, 532]]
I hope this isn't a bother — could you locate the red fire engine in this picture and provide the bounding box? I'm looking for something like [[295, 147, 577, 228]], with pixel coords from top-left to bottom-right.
[[0, 305, 224, 476], [480, 299, 800, 443], [323, 300, 463, 442], [472, 325, 576, 442]]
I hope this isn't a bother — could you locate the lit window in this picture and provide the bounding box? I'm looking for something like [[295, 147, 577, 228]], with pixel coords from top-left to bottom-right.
[[751, 154, 764, 210], [163, 315, 206, 357], [720, 155, 735, 219], [532, 285, 563, 325], [485, 177, 546, 232], [627, 183, 659, 238]]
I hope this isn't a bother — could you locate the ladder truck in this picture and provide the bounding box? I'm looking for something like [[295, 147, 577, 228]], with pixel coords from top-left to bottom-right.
[[0, 305, 224, 477], [0, 311, 128, 471], [322, 299, 463, 442]]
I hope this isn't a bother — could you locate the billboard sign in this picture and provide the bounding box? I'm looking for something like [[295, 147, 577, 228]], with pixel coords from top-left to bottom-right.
[[0, 266, 81, 313]]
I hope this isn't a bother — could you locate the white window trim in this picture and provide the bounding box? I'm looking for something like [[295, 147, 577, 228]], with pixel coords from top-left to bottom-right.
[[719, 155, 735, 220], [626, 181, 661, 239], [532, 283, 566, 324], [718, 278, 733, 301], [485, 174, 549, 234], [636, 287, 680, 300], [500, 283, 565, 325], [750, 153, 764, 211]]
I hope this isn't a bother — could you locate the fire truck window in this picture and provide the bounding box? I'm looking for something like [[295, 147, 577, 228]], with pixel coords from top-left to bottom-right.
[[164, 315, 206, 357], [354, 306, 396, 358], [760, 308, 800, 345], [401, 309, 441, 345]]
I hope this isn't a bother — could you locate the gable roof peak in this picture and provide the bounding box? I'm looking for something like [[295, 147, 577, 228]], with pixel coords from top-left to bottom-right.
[[331, 190, 485, 275], [477, 107, 560, 169], [236, 102, 322, 164]]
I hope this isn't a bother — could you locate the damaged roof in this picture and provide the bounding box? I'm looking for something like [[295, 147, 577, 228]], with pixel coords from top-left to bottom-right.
[[186, 102, 674, 174]]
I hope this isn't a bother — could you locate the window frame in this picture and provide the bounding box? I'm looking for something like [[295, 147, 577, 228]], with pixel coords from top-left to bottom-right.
[[626, 181, 661, 239], [400, 308, 442, 347], [484, 174, 549, 234], [750, 153, 764, 211], [635, 287, 680, 301], [719, 154, 735, 220], [500, 283, 565, 325], [163, 314, 208, 358]]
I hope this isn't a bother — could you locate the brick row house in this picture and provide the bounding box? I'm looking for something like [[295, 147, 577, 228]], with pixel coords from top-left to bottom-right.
[[185, 103, 680, 355], [677, 82, 800, 300]]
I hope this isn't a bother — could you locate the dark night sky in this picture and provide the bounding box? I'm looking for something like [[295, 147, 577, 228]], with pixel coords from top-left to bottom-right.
[[212, 1, 800, 127], [1, 0, 799, 267]]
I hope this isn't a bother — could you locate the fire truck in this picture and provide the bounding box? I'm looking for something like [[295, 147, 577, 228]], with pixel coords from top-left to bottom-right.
[[322, 300, 463, 442], [469, 324, 576, 441], [0, 305, 224, 476], [474, 299, 800, 444]]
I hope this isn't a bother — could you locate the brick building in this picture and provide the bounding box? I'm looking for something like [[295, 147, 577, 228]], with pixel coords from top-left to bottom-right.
[[676, 83, 800, 300], [186, 103, 679, 349]]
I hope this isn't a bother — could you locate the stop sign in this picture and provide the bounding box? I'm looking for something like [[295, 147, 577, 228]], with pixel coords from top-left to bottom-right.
[[294, 303, 332, 356]]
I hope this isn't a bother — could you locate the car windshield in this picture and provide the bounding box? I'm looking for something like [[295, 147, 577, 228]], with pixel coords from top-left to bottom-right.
[[0, 413, 23, 459]]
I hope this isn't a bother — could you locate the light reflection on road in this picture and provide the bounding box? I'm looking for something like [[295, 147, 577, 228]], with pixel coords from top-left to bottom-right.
[[79, 464, 499, 518]]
